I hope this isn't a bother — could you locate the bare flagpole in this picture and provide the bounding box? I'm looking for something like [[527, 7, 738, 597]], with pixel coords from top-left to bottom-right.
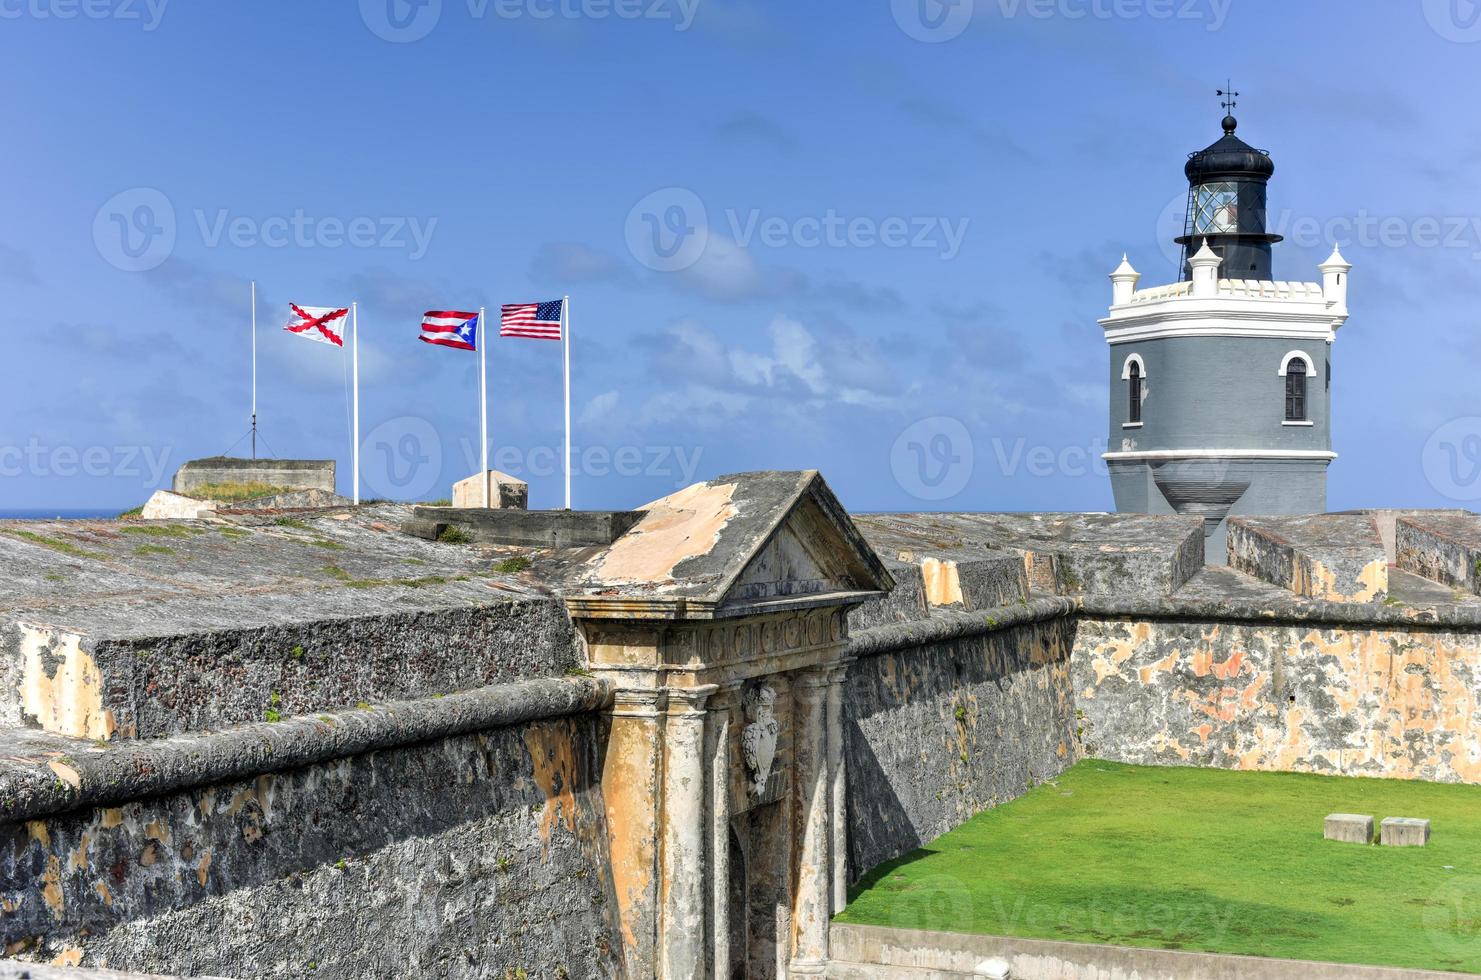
[[352, 302, 360, 506], [563, 295, 571, 511], [479, 307, 489, 507], [250, 281, 258, 459]]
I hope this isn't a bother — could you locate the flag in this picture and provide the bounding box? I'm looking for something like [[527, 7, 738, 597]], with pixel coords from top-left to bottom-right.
[[420, 310, 479, 351], [500, 299, 564, 341], [285, 304, 349, 347]]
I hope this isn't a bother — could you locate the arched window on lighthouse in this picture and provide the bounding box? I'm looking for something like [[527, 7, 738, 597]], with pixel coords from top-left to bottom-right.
[[1280, 351, 1313, 423], [1284, 360, 1307, 422], [1128, 361, 1143, 424]]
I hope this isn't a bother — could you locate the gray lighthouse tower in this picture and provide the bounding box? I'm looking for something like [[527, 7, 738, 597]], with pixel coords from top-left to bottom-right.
[[1101, 108, 1352, 562]]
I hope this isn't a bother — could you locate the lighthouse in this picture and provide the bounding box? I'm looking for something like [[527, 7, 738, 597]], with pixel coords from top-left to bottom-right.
[[1101, 103, 1352, 562]]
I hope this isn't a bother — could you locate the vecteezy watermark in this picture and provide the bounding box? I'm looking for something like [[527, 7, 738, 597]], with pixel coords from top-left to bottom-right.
[[726, 209, 969, 261], [93, 188, 439, 272], [988, 892, 1237, 943], [1423, 418, 1481, 502], [0, 438, 173, 486], [360, 0, 699, 42], [0, 0, 168, 30], [193, 210, 438, 260], [625, 187, 710, 273], [624, 187, 969, 272], [359, 417, 707, 501], [1272, 210, 1481, 260], [992, 437, 1110, 479], [1423, 877, 1481, 958], [1154, 195, 1481, 269], [1423, 0, 1481, 43], [93, 188, 176, 273], [459, 439, 705, 487], [891, 0, 976, 42], [891, 417, 974, 501], [892, 0, 1232, 42], [362, 416, 445, 501]]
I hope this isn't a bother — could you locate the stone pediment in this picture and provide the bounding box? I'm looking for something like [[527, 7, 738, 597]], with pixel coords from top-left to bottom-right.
[[565, 471, 893, 620]]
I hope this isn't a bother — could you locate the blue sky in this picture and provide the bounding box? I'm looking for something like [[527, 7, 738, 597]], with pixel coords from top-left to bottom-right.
[[5, 0, 1481, 514]]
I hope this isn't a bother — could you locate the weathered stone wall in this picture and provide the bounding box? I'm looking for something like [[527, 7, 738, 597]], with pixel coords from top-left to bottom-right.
[[173, 459, 335, 497], [1073, 614, 1481, 782], [1, 598, 580, 741], [0, 682, 619, 979], [841, 603, 1080, 879]]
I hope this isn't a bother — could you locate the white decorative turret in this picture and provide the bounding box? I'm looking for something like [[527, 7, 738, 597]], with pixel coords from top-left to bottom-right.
[[1319, 244, 1352, 314], [1187, 239, 1223, 298], [1110, 254, 1141, 306]]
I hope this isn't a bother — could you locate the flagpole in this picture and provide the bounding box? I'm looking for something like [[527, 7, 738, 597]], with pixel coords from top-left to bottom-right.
[[479, 306, 489, 508], [250, 280, 257, 459], [563, 295, 571, 511], [352, 302, 360, 506]]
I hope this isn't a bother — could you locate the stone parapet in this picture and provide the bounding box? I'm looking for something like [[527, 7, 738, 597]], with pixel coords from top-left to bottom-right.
[[1397, 513, 1481, 595], [1227, 514, 1387, 602], [172, 457, 335, 496]]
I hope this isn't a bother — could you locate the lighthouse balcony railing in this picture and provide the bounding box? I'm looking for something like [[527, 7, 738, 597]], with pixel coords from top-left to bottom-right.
[[1124, 278, 1326, 305]]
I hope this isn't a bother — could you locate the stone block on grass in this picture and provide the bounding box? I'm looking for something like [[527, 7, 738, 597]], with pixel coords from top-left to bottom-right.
[[1381, 817, 1430, 847], [1324, 813, 1373, 844]]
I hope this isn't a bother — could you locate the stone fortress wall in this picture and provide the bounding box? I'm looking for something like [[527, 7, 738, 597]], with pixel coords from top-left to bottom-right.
[[1, 479, 1480, 978]]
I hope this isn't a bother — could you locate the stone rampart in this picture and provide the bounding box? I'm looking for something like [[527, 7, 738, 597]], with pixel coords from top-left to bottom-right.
[[0, 679, 618, 978]]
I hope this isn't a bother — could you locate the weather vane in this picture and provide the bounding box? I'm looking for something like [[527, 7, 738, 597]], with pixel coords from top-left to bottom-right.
[[1218, 81, 1239, 115]]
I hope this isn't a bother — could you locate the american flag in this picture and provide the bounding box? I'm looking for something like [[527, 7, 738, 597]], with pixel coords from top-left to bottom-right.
[[420, 310, 479, 351], [500, 299, 564, 341]]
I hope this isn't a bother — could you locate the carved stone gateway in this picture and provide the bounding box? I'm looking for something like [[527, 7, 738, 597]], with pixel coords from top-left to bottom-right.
[[563, 471, 892, 978]]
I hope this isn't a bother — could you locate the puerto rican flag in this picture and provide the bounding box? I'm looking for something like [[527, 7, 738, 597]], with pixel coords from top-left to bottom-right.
[[285, 304, 348, 347], [420, 310, 479, 351]]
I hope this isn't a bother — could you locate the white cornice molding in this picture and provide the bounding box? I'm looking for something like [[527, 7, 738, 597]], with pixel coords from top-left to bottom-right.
[[1102, 449, 1338, 462], [1104, 323, 1339, 344]]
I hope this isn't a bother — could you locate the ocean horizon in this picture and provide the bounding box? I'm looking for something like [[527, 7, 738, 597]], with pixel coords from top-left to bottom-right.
[[0, 508, 130, 521]]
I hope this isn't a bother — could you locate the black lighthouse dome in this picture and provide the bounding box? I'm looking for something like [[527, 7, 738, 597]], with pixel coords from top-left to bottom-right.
[[1184, 115, 1277, 182], [1174, 112, 1283, 281]]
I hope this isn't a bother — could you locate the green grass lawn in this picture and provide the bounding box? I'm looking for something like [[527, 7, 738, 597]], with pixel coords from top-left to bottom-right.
[[838, 760, 1481, 974]]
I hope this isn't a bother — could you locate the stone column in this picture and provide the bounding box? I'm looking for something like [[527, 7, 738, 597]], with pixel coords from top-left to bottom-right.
[[707, 684, 740, 980], [603, 689, 664, 979], [827, 664, 850, 914], [789, 668, 833, 975], [661, 685, 717, 980]]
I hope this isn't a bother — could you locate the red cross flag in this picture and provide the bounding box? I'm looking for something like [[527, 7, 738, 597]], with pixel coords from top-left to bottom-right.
[[285, 304, 349, 347]]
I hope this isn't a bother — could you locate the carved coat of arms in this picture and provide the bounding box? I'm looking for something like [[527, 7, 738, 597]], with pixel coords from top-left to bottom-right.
[[740, 685, 779, 798]]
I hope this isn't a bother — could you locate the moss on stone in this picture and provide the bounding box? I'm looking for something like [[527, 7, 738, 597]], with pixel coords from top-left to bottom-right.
[[4, 529, 108, 561]]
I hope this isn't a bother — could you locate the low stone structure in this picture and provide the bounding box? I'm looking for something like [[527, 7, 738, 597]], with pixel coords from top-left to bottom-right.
[[1380, 817, 1430, 847], [451, 470, 527, 509], [171, 457, 335, 497], [1323, 813, 1373, 844]]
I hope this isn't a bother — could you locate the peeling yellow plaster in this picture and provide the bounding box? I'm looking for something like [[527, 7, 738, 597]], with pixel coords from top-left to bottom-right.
[[591, 481, 738, 585], [921, 558, 965, 608], [524, 721, 579, 845], [17, 625, 116, 741], [49, 948, 82, 967]]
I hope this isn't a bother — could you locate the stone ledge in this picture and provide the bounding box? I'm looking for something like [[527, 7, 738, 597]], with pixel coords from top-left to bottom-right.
[[827, 922, 1473, 979], [846, 598, 1076, 660], [845, 587, 1481, 666], [0, 966, 226, 979], [406, 507, 643, 548], [1227, 515, 1387, 603], [1397, 513, 1481, 595], [0, 676, 611, 824]]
